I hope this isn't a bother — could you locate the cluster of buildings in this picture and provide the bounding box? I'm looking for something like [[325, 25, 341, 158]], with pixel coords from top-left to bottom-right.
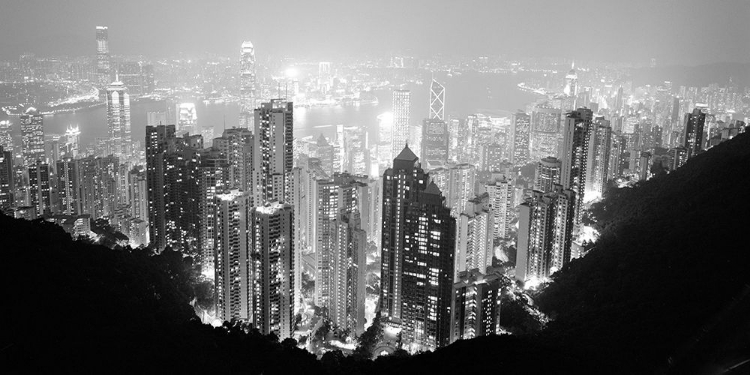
[[1, 27, 749, 355]]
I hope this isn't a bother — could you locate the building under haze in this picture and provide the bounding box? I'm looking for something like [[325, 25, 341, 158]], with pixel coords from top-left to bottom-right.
[[21, 107, 45, 167], [429, 80, 445, 121], [106, 79, 132, 160], [392, 90, 411, 158], [240, 41, 257, 129], [96, 26, 110, 86]]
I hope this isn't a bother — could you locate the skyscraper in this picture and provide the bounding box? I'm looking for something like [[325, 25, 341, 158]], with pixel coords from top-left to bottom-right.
[[534, 157, 561, 193], [56, 159, 80, 215], [213, 128, 253, 192], [250, 202, 295, 339], [28, 162, 51, 216], [392, 90, 411, 158], [177, 103, 197, 135], [429, 163, 476, 217], [585, 117, 612, 200], [214, 190, 252, 322], [254, 100, 293, 204], [515, 186, 575, 283], [421, 119, 449, 163], [510, 111, 531, 166], [96, 26, 110, 86], [684, 107, 707, 160], [146, 125, 176, 251], [21, 107, 45, 167], [455, 195, 494, 280], [380, 145, 455, 351], [239, 41, 257, 129], [561, 108, 593, 226], [198, 149, 229, 278], [106, 79, 132, 159], [485, 175, 514, 240], [429, 80, 445, 121]]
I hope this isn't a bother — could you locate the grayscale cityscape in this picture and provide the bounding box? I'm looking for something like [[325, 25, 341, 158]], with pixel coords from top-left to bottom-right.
[[1, 0, 749, 373]]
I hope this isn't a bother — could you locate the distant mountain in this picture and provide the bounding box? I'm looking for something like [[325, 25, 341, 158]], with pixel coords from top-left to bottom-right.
[[629, 62, 750, 88]]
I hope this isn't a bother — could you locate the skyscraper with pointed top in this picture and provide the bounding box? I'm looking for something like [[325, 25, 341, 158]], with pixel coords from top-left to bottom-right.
[[240, 41, 257, 129], [380, 145, 455, 351]]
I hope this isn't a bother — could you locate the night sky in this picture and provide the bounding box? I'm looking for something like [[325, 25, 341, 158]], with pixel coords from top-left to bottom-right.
[[0, 0, 748, 64]]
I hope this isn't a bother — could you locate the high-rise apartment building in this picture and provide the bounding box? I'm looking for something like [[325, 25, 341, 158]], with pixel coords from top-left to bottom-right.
[[214, 190, 252, 322], [429, 163, 476, 217], [28, 162, 51, 216], [534, 157, 561, 193], [450, 268, 505, 343], [254, 100, 293, 204], [561, 108, 593, 226], [485, 175, 514, 240], [250, 202, 295, 339], [516, 186, 575, 283], [0, 146, 14, 210], [684, 107, 707, 160], [585, 117, 612, 200], [421, 119, 449, 163], [213, 128, 253, 192], [455, 195, 494, 280]]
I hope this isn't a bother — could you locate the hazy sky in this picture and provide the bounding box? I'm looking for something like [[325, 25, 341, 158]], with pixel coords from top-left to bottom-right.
[[1, 0, 748, 64]]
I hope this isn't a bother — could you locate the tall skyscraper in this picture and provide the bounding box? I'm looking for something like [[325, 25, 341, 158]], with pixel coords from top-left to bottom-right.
[[213, 128, 253, 192], [21, 107, 45, 167], [198, 149, 229, 277], [214, 190, 252, 322], [239, 41, 257, 129], [450, 268, 505, 343], [250, 202, 295, 339], [429, 80, 445, 121], [96, 26, 110, 86], [146, 125, 176, 251], [515, 186, 575, 283], [534, 157, 562, 193], [106, 79, 132, 159], [380, 145, 456, 351], [684, 107, 707, 160], [421, 119, 449, 163], [510, 111, 531, 166], [392, 90, 411, 158], [429, 163, 476, 217], [561, 108, 593, 226], [254, 100, 293, 204], [0, 120, 12, 152], [177, 103, 197, 135], [585, 117, 612, 200], [56, 159, 80, 215]]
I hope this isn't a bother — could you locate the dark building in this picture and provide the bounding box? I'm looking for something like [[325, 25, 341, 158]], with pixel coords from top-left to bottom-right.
[[380, 145, 455, 351], [683, 107, 706, 160]]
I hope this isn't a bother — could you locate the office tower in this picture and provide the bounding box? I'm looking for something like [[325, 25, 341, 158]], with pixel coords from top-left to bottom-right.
[[28, 162, 51, 216], [250, 202, 295, 339], [0, 146, 13, 210], [421, 119, 449, 163], [560, 108, 593, 226], [239, 41, 256, 129], [214, 190, 252, 322], [450, 268, 505, 343], [510, 111, 531, 166], [455, 195, 494, 280], [515, 186, 575, 283], [534, 157, 561, 193], [213, 128, 253, 192], [429, 163, 476, 217], [318, 62, 332, 93], [177, 103, 197, 135], [21, 107, 45, 166], [485, 175, 514, 240], [684, 107, 707, 160], [96, 26, 110, 86], [254, 100, 293, 204], [56, 159, 80, 215], [392, 90, 411, 158], [429, 80, 445, 121], [380, 145, 455, 351], [107, 79, 131, 159], [64, 125, 80, 158], [585, 118, 612, 200], [478, 143, 507, 172]]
